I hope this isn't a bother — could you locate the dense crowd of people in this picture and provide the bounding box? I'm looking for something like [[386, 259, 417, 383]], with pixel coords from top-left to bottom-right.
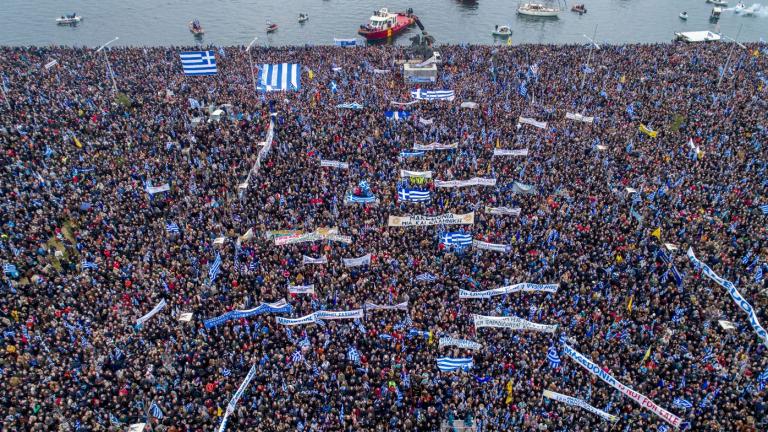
[[1, 40, 767, 432]]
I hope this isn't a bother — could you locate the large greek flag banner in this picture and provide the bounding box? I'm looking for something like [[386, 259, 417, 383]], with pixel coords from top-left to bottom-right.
[[411, 89, 455, 101], [563, 344, 682, 428], [687, 248, 768, 348], [473, 314, 557, 333], [180, 51, 217, 76], [542, 390, 618, 422], [436, 357, 473, 371], [460, 283, 558, 299], [258, 63, 301, 91]]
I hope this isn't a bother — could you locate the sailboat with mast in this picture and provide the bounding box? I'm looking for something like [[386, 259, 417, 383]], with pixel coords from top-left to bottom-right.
[[517, 0, 563, 17]]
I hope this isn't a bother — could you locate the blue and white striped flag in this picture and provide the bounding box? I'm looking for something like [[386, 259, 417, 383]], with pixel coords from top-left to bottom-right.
[[180, 51, 217, 76], [291, 350, 304, 363], [415, 273, 437, 282], [658, 425, 669, 432], [518, 81, 528, 98], [436, 357, 473, 372], [221, 368, 231, 377], [81, 260, 98, 270], [754, 264, 764, 283], [258, 63, 301, 91], [397, 186, 431, 203], [440, 232, 473, 249], [336, 102, 363, 110], [547, 345, 561, 368], [150, 402, 164, 419], [410, 89, 455, 101], [3, 263, 18, 275], [757, 366, 768, 390], [672, 397, 692, 409], [208, 252, 222, 283], [165, 222, 180, 234], [759, 204, 768, 214]]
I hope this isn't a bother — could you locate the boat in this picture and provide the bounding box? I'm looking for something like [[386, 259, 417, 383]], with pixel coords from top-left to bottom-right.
[[189, 20, 205, 35], [358, 8, 417, 41], [679, 11, 689, 20], [56, 13, 82, 25], [298, 13, 309, 23], [571, 4, 587, 14], [517, 3, 561, 17], [492, 25, 513, 36], [710, 6, 722, 20], [706, 0, 728, 5], [734, 2, 756, 15], [674, 30, 721, 42], [266, 21, 278, 33]]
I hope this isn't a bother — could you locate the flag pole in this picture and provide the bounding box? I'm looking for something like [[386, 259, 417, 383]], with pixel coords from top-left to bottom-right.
[[246, 36, 259, 93], [95, 37, 119, 93], [580, 26, 599, 91], [717, 24, 745, 88]]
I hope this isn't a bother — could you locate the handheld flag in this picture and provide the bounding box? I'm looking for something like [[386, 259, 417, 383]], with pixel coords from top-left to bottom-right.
[[180, 51, 218, 76]]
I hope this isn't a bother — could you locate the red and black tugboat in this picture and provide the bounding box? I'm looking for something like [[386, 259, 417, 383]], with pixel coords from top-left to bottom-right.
[[358, 8, 417, 41]]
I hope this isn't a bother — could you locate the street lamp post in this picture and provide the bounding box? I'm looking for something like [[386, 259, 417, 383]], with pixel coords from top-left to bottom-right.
[[96, 37, 119, 93], [580, 26, 600, 90], [246, 36, 259, 92], [718, 24, 745, 88]]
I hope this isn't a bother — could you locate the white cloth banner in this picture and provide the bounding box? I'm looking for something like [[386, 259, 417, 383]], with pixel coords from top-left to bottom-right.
[[276, 314, 321, 326], [419, 117, 434, 126], [493, 148, 529, 157], [439, 337, 482, 351], [343, 253, 371, 267], [288, 284, 315, 295], [400, 169, 433, 179], [460, 283, 559, 299], [472, 239, 511, 253], [542, 390, 618, 423], [320, 160, 349, 169], [146, 184, 170, 195], [413, 142, 458, 151], [373, 68, 390, 74], [687, 248, 768, 348], [563, 344, 682, 428], [136, 299, 167, 326], [565, 112, 595, 123], [434, 178, 497, 188], [391, 100, 419, 106], [460, 102, 479, 109], [473, 314, 557, 333], [275, 228, 352, 245], [302, 255, 328, 265], [314, 309, 364, 320], [44, 60, 58, 69], [388, 212, 474, 227], [518, 117, 548, 129], [365, 301, 409, 311], [485, 206, 521, 216], [222, 364, 257, 421], [512, 182, 536, 195]]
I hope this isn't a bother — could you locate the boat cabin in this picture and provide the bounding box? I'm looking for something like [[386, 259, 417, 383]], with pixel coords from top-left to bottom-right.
[[367, 8, 396, 29], [710, 7, 722, 19]]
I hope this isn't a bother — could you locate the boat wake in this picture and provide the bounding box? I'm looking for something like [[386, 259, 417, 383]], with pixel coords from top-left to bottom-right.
[[723, 3, 768, 17]]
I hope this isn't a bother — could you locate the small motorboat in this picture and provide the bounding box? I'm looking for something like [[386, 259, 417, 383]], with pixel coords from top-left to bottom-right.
[[707, 0, 728, 5], [492, 25, 513, 36], [298, 13, 309, 23], [517, 3, 561, 17], [189, 19, 205, 35], [571, 4, 587, 14], [266, 21, 278, 33], [710, 6, 722, 20], [679, 11, 688, 20], [56, 13, 82, 25]]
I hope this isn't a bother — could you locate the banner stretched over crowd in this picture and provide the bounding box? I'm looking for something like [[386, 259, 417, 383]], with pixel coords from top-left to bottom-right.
[[314, 309, 364, 320], [218, 364, 257, 432], [343, 253, 371, 267], [302, 255, 327, 264], [388, 212, 475, 227], [275, 228, 352, 245], [400, 169, 433, 179], [136, 299, 167, 326], [542, 390, 618, 423], [460, 283, 558, 299], [565, 112, 595, 123], [276, 314, 321, 326], [687, 248, 768, 348], [473, 314, 558, 333], [364, 301, 409, 311], [493, 149, 529, 157], [472, 239, 511, 253], [288, 284, 315, 295], [204, 300, 293, 329], [413, 142, 458, 151], [518, 117, 547, 129], [320, 160, 349, 169], [562, 344, 682, 428], [146, 184, 170, 195], [434, 178, 497, 188], [439, 337, 482, 351], [485, 206, 521, 216]]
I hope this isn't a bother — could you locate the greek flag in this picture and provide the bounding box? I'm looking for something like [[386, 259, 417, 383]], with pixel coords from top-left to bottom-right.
[[754, 265, 763, 283], [672, 398, 692, 409], [330, 81, 338, 93], [180, 51, 217, 76], [165, 222, 180, 234], [334, 38, 357, 47], [208, 252, 222, 283], [518, 81, 527, 97], [441, 232, 473, 249], [658, 426, 669, 432], [385, 110, 410, 121], [81, 260, 98, 270], [258, 63, 301, 91], [415, 273, 437, 282], [291, 350, 304, 363], [760, 204, 768, 214], [547, 345, 561, 368], [397, 186, 431, 203], [410, 89, 455, 101], [150, 402, 164, 419], [3, 263, 18, 275], [347, 346, 361, 364], [336, 102, 363, 110], [436, 357, 473, 372]]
